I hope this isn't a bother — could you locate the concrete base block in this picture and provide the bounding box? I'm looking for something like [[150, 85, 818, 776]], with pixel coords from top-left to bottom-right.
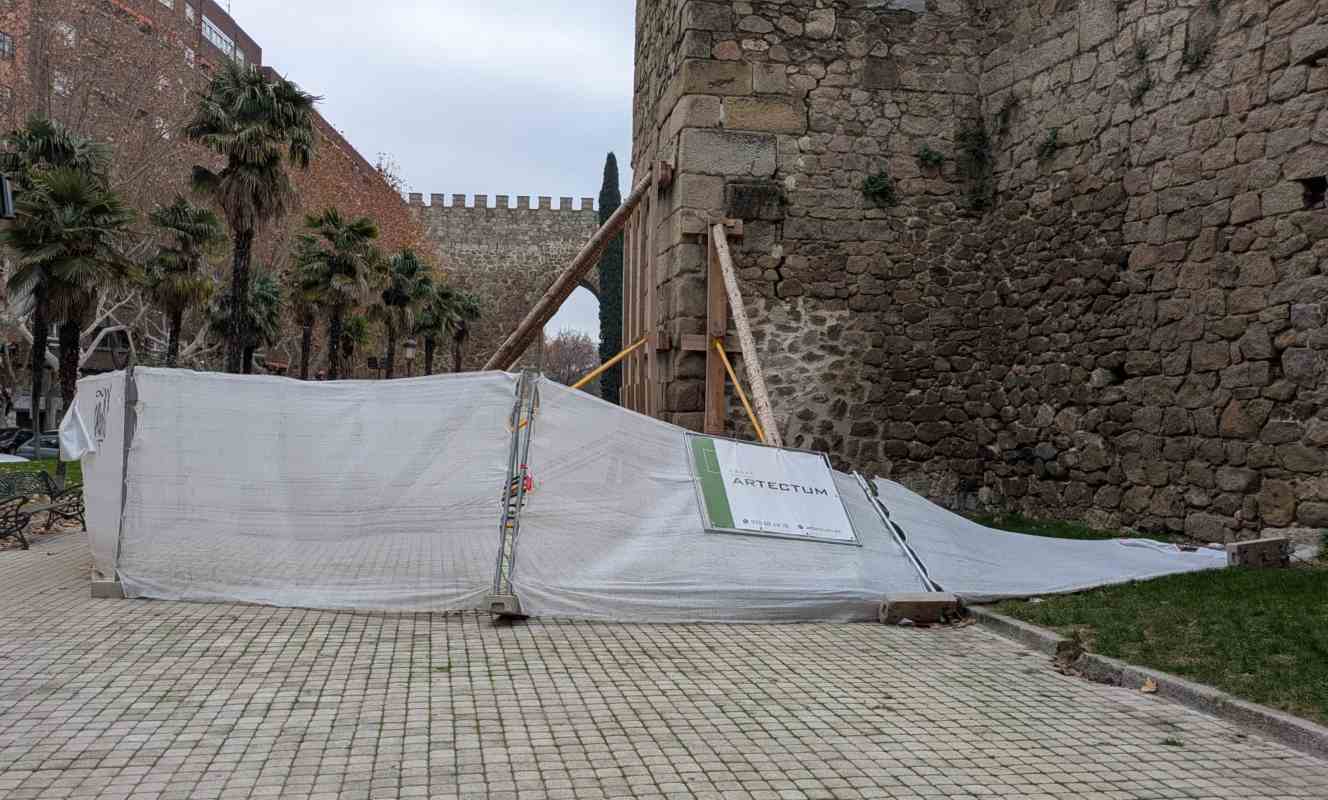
[[487, 594, 524, 618], [1226, 537, 1292, 568], [90, 581, 124, 599], [879, 592, 961, 625]]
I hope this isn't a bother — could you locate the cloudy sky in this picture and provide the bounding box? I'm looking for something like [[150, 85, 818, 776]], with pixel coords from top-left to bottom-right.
[[235, 0, 635, 340]]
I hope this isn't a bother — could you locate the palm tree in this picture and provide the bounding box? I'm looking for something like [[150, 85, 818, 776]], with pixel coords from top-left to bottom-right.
[[370, 249, 430, 379], [339, 314, 370, 377], [294, 209, 379, 380], [0, 117, 115, 450], [147, 198, 224, 367], [448, 291, 482, 373], [209, 270, 283, 374], [2, 167, 133, 465], [285, 255, 320, 381], [186, 60, 318, 374], [413, 283, 451, 376]]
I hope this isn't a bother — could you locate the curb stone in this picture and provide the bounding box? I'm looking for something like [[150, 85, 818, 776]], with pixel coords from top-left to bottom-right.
[[968, 605, 1328, 762]]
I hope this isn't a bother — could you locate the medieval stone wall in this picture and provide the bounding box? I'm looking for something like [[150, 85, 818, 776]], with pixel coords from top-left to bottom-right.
[[412, 194, 599, 369], [635, 0, 1328, 541]]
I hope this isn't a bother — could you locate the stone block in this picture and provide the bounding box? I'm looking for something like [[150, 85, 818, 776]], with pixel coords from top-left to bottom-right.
[[1291, 24, 1328, 65], [680, 59, 753, 96], [863, 58, 899, 90], [723, 97, 806, 134], [1225, 537, 1292, 568], [879, 592, 962, 625], [90, 581, 124, 600], [725, 180, 785, 221], [681, 0, 732, 32], [753, 62, 787, 94], [673, 173, 726, 212], [1263, 182, 1305, 215], [805, 8, 836, 40], [679, 128, 777, 177], [1078, 0, 1118, 49]]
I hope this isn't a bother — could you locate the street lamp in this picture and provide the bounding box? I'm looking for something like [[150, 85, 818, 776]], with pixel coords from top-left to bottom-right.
[[403, 338, 418, 377]]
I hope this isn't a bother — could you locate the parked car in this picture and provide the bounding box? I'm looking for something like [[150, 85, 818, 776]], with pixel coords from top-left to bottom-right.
[[1, 429, 36, 454], [0, 454, 29, 464], [15, 432, 60, 460]]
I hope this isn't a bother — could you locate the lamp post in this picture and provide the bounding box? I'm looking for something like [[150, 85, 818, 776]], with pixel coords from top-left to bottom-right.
[[403, 338, 418, 377]]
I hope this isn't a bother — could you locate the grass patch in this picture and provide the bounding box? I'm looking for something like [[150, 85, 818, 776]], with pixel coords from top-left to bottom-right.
[[0, 458, 82, 485], [996, 566, 1328, 724]]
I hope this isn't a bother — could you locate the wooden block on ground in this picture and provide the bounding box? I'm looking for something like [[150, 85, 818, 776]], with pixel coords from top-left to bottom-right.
[[1226, 537, 1292, 569], [879, 592, 961, 625]]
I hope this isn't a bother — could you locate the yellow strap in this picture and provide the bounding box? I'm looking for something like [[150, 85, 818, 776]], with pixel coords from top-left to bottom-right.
[[714, 338, 766, 443], [571, 333, 651, 391]]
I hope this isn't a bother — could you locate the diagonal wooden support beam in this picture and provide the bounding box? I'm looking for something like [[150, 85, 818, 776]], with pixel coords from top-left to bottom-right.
[[711, 223, 783, 447], [483, 164, 673, 372]]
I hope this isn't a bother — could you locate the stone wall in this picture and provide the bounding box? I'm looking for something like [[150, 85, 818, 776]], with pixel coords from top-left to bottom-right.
[[634, 0, 1328, 541], [412, 194, 599, 369]]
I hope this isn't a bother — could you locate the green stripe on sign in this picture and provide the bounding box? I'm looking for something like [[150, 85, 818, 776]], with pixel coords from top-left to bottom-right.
[[691, 436, 734, 530]]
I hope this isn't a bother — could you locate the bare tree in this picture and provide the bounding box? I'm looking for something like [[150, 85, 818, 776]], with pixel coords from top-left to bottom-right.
[[542, 329, 600, 388]]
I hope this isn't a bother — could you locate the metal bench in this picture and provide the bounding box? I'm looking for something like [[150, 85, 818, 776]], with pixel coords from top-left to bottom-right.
[[0, 496, 32, 550], [22, 476, 85, 534]]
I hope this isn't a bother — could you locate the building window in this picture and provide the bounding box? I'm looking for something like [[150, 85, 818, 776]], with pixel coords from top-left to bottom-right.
[[0, 32, 13, 60], [52, 71, 70, 97], [0, 86, 11, 115], [201, 16, 234, 57], [185, 3, 196, 22], [158, 0, 174, 8], [184, 46, 194, 66], [235, 48, 244, 67]]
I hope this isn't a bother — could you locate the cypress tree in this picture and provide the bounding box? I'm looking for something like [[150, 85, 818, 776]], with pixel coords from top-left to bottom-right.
[[596, 153, 624, 404]]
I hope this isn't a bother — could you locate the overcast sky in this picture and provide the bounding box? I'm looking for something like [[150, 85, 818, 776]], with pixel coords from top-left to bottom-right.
[[234, 0, 635, 340]]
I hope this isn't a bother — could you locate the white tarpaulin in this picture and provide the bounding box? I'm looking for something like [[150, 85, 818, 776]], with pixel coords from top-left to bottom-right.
[[63, 371, 126, 580], [110, 368, 515, 611], [75, 368, 1229, 620], [873, 478, 1228, 603]]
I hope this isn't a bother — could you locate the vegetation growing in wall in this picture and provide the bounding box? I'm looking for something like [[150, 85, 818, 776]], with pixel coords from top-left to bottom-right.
[[1131, 74, 1154, 106], [917, 146, 945, 168], [1134, 41, 1149, 64], [996, 95, 1018, 136], [1037, 128, 1060, 162], [1182, 38, 1213, 70], [862, 170, 897, 206], [957, 121, 994, 211]]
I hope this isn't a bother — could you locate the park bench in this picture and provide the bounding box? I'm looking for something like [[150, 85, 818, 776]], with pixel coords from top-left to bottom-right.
[[21, 473, 86, 535], [0, 472, 86, 550]]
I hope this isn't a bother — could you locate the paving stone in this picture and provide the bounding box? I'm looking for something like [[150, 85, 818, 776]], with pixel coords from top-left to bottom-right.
[[0, 534, 1325, 799]]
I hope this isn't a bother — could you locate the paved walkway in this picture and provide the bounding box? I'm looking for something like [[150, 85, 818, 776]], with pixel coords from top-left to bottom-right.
[[1, 535, 1326, 800]]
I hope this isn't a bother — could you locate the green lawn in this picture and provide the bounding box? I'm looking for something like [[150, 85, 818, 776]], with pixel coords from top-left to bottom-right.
[[988, 515, 1328, 725], [0, 458, 82, 485]]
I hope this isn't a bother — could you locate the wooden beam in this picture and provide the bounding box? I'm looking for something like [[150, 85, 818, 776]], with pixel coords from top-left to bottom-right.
[[484, 170, 661, 372], [704, 228, 728, 436], [711, 223, 783, 447]]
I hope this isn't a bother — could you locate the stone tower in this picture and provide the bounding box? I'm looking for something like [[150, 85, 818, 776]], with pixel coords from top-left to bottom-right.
[[633, 0, 1328, 541]]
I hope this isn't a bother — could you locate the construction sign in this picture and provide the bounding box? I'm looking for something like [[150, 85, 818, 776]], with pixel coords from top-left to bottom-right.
[[688, 434, 859, 546]]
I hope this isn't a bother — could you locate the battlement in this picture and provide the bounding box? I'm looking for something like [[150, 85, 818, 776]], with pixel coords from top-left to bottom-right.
[[408, 192, 596, 213]]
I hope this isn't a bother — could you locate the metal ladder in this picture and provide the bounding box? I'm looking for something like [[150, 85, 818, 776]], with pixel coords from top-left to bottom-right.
[[488, 371, 538, 616]]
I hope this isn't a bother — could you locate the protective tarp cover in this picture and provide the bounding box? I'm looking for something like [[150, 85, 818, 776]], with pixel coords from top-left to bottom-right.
[[510, 379, 929, 622], [66, 371, 127, 580], [874, 478, 1228, 603], [116, 369, 516, 611]]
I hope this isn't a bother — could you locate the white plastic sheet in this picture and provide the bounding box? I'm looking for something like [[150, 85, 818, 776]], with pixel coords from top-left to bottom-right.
[[114, 369, 516, 611], [509, 379, 929, 622], [68, 371, 126, 580], [873, 478, 1228, 603]]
